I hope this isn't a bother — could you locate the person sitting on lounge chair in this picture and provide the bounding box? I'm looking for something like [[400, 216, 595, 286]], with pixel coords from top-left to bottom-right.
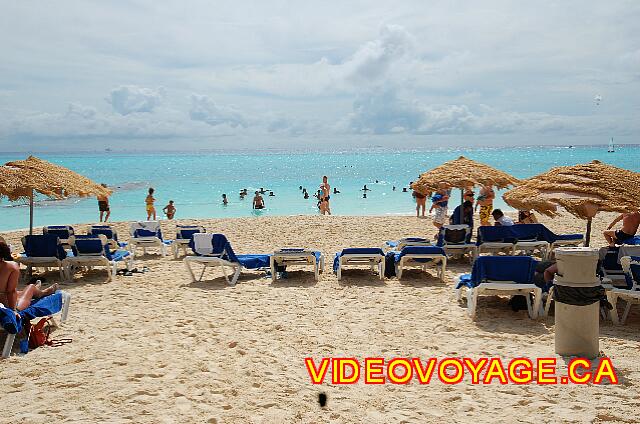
[[450, 200, 474, 230], [518, 210, 539, 224], [0, 242, 58, 318], [604, 209, 640, 246], [492, 209, 514, 226]]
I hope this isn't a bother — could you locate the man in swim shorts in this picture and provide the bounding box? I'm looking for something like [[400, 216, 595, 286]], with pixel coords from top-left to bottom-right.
[[97, 183, 110, 222], [253, 191, 265, 209], [319, 176, 331, 215], [604, 209, 640, 246], [475, 184, 495, 226]]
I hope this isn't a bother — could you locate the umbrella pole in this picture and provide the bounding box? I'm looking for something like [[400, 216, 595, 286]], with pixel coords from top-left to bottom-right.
[[459, 188, 464, 224], [585, 217, 592, 247], [29, 189, 34, 236]]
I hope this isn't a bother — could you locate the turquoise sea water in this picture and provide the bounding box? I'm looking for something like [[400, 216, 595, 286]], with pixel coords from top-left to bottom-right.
[[1, 146, 639, 231]]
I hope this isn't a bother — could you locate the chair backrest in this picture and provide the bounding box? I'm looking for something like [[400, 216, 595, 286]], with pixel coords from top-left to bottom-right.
[[130, 221, 162, 239], [70, 234, 109, 257], [43, 225, 74, 241], [440, 225, 471, 245], [620, 256, 640, 290], [189, 233, 239, 263], [341, 248, 384, 256], [399, 245, 445, 256], [89, 225, 118, 241], [510, 224, 542, 242], [470, 256, 537, 285], [176, 225, 205, 240], [21, 234, 67, 260]]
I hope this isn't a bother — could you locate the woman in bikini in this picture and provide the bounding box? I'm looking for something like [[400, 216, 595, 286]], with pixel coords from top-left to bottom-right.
[[145, 187, 156, 220], [0, 242, 59, 318], [412, 190, 427, 217]]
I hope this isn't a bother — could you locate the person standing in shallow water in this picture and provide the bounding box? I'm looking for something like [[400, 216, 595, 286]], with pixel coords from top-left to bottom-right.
[[320, 176, 331, 215], [145, 188, 156, 220], [97, 183, 110, 222]]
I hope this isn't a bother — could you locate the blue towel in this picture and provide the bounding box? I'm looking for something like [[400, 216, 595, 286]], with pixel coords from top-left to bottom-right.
[[333, 248, 384, 273], [190, 234, 270, 269], [394, 246, 446, 263], [455, 256, 537, 290], [386, 238, 428, 248], [0, 292, 63, 334], [22, 234, 67, 260]]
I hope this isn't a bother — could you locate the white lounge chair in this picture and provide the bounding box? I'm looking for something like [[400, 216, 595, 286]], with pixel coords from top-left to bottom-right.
[[333, 248, 385, 281], [270, 248, 324, 282], [607, 256, 640, 324], [88, 225, 127, 250], [183, 233, 270, 286], [128, 221, 172, 257], [63, 235, 134, 283], [173, 225, 206, 259], [438, 225, 477, 260], [384, 237, 431, 251], [2, 290, 71, 359], [16, 235, 68, 280], [455, 256, 543, 319], [394, 246, 447, 281], [43, 225, 75, 248]]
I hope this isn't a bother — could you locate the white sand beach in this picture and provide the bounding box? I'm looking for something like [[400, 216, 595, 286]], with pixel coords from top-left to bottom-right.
[[1, 213, 639, 423]]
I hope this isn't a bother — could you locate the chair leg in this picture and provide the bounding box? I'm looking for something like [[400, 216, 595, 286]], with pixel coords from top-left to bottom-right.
[[467, 289, 478, 318], [2, 334, 16, 359], [337, 262, 342, 281], [60, 291, 71, 323], [621, 301, 632, 325], [544, 289, 555, 317], [199, 265, 209, 282], [184, 260, 197, 283], [379, 261, 385, 280], [270, 257, 277, 283], [607, 292, 620, 324], [230, 266, 242, 286], [531, 288, 542, 319], [314, 262, 320, 281], [396, 263, 402, 280]]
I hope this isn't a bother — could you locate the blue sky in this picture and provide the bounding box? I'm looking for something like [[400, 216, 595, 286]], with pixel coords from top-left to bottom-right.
[[1, 0, 639, 151]]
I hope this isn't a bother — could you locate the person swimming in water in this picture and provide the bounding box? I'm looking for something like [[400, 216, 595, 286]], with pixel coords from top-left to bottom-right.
[[320, 176, 331, 215], [222, 194, 228, 205]]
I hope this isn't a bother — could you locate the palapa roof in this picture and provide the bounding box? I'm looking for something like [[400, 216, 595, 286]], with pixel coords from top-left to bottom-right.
[[410, 156, 520, 195], [0, 155, 112, 201], [502, 160, 640, 219]]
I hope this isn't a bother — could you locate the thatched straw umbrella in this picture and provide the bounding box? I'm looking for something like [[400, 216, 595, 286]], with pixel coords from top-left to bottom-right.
[[502, 160, 640, 246], [0, 156, 112, 235], [411, 156, 520, 224]]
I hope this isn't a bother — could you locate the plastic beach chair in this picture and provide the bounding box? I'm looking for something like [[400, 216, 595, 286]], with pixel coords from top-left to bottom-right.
[[173, 225, 206, 259], [183, 233, 270, 286], [607, 256, 640, 324], [394, 246, 447, 281], [1, 290, 72, 359], [128, 221, 172, 257], [63, 235, 134, 283], [270, 248, 324, 282], [454, 256, 543, 319], [333, 248, 385, 281], [16, 235, 68, 280]]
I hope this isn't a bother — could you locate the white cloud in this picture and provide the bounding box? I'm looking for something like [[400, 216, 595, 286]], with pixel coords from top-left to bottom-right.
[[189, 94, 247, 128], [107, 85, 164, 115]]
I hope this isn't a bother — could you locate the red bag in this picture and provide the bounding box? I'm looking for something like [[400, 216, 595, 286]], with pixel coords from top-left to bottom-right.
[[28, 317, 52, 349]]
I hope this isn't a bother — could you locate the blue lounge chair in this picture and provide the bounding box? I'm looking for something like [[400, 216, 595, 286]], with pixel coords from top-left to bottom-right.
[[270, 248, 324, 282], [454, 256, 543, 319], [437, 225, 476, 260], [63, 235, 134, 283], [394, 246, 447, 281], [607, 256, 640, 324], [173, 225, 206, 259], [43, 225, 75, 247], [129, 221, 172, 257], [1, 290, 72, 358], [16, 235, 68, 279], [333, 248, 385, 280], [183, 233, 270, 285], [476, 226, 518, 257], [89, 225, 127, 250]]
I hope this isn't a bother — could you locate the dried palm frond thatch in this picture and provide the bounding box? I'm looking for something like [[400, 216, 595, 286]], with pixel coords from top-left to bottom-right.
[[503, 160, 640, 245], [410, 156, 519, 195]]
